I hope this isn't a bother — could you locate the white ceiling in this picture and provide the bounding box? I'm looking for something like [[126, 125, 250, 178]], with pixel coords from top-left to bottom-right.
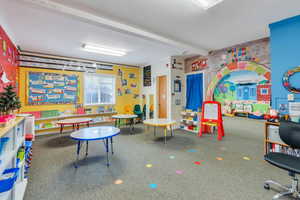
[[1, 0, 300, 66]]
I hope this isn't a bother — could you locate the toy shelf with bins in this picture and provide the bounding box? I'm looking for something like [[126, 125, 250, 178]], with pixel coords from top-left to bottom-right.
[[0, 117, 27, 200], [264, 122, 299, 156], [35, 112, 117, 134], [180, 111, 200, 133]]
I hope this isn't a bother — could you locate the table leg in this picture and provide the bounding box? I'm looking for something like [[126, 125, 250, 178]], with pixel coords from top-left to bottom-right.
[[87, 122, 90, 128], [75, 141, 81, 168], [60, 124, 64, 134], [130, 119, 134, 135], [118, 119, 121, 128], [114, 119, 117, 127], [72, 124, 75, 131], [77, 123, 80, 130], [164, 127, 167, 144], [154, 126, 156, 137], [110, 137, 114, 155], [85, 141, 89, 157], [105, 138, 110, 167]]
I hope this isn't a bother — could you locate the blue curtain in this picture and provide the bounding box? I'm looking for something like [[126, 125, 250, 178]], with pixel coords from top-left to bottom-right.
[[186, 73, 203, 111]]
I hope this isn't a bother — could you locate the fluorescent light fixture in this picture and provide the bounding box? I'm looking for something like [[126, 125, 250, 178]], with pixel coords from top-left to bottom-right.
[[193, 0, 224, 10], [82, 44, 127, 57]]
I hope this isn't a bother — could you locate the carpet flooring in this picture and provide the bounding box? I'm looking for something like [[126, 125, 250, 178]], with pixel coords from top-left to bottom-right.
[[24, 117, 293, 200]]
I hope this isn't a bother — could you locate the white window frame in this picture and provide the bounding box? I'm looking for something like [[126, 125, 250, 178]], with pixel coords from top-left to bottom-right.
[[260, 88, 269, 95], [84, 73, 116, 106]]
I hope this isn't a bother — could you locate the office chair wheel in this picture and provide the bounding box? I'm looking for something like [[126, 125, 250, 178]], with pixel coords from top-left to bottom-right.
[[264, 183, 270, 190]]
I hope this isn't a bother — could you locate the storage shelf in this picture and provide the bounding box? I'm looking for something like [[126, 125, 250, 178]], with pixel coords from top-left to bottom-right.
[[0, 117, 27, 200], [0, 118, 25, 138], [0, 189, 11, 200], [35, 112, 117, 122], [36, 120, 111, 131], [181, 119, 198, 124], [181, 127, 198, 133], [15, 179, 28, 200], [181, 112, 198, 116], [265, 140, 288, 147], [0, 137, 24, 176]]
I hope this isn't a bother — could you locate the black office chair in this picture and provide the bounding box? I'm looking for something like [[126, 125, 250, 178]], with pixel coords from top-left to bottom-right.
[[264, 120, 300, 199]]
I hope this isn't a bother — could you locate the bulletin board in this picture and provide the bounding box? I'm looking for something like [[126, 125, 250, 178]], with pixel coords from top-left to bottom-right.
[[143, 65, 151, 87], [27, 72, 79, 105]]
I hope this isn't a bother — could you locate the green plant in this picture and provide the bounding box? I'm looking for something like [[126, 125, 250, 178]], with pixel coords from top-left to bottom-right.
[[0, 85, 21, 115]]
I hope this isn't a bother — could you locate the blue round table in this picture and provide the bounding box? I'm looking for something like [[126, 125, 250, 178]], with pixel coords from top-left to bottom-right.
[[70, 126, 120, 168]]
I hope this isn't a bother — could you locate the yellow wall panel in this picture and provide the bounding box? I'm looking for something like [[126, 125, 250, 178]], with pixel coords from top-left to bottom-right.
[[18, 65, 141, 115]]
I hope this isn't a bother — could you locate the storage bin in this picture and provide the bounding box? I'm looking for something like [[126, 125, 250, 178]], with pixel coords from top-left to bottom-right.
[[0, 137, 10, 154], [268, 125, 285, 144], [0, 168, 19, 193]]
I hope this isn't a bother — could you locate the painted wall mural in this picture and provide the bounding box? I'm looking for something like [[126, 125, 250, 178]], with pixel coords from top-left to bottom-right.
[[204, 38, 271, 117], [211, 64, 271, 116]]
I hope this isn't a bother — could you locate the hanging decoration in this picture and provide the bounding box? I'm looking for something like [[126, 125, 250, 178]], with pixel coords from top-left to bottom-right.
[[282, 66, 300, 94]]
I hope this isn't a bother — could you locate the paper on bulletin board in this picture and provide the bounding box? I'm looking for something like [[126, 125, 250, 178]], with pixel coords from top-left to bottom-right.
[[204, 103, 218, 120]]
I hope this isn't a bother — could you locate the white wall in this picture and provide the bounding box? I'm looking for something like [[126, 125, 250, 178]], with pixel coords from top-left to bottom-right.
[[0, 12, 17, 45], [170, 56, 186, 127], [140, 57, 172, 119]]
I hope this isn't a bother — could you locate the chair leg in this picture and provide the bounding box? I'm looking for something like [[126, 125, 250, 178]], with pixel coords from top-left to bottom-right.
[[272, 191, 293, 200], [264, 180, 290, 191], [265, 177, 300, 199]]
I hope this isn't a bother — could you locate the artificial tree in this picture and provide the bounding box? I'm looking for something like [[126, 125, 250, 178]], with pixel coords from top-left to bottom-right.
[[0, 84, 21, 116]]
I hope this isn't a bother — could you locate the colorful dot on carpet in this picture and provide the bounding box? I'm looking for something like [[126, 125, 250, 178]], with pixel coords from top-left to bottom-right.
[[149, 184, 157, 189], [216, 157, 223, 161], [194, 161, 201, 165], [169, 155, 175, 159], [187, 149, 197, 153], [176, 170, 184, 174], [114, 179, 123, 185], [243, 157, 251, 161], [146, 164, 153, 168]]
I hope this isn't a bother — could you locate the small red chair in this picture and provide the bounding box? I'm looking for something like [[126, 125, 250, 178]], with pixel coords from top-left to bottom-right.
[[198, 101, 225, 141]]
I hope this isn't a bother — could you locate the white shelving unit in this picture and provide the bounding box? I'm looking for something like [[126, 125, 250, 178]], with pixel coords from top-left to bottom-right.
[[35, 112, 117, 133], [180, 111, 200, 133], [0, 117, 27, 200]]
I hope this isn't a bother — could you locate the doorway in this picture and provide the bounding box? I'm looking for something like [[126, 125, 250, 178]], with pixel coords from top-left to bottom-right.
[[158, 75, 167, 118]]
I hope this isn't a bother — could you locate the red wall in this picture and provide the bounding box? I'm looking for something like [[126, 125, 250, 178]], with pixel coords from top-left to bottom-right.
[[0, 25, 19, 92]]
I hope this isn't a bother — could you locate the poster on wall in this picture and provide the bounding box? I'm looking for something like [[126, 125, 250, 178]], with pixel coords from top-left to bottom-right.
[[143, 65, 151, 87], [129, 73, 136, 79], [27, 72, 79, 105]]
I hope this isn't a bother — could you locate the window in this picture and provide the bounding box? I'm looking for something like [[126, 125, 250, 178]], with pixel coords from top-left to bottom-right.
[[250, 88, 256, 97], [261, 88, 269, 95], [84, 73, 115, 105]]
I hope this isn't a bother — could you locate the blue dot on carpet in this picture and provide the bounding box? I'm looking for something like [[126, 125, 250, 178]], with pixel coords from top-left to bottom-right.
[[187, 149, 197, 153], [149, 184, 157, 189]]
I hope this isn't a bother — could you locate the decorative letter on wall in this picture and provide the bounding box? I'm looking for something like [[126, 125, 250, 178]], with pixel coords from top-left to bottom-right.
[[282, 66, 300, 94]]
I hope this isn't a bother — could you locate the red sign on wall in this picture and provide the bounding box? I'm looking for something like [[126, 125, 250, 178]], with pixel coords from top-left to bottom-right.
[[0, 25, 19, 92], [191, 58, 208, 72]]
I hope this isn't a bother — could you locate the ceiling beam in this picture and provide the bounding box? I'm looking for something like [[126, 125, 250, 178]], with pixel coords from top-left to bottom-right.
[[22, 0, 208, 56]]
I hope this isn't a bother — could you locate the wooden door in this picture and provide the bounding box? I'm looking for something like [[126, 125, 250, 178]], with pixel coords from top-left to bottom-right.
[[158, 76, 167, 118]]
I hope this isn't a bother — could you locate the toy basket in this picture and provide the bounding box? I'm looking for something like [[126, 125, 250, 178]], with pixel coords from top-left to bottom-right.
[[0, 168, 19, 193]]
